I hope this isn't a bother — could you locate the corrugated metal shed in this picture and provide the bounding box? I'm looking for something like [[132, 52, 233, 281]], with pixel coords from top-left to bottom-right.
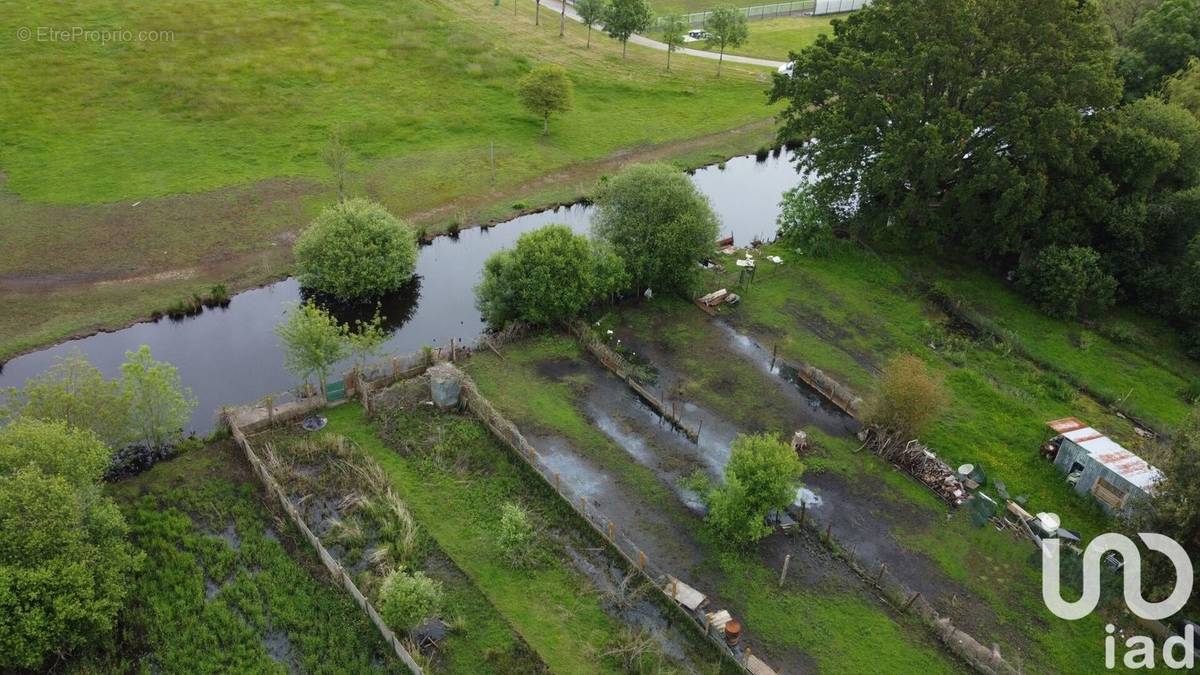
[[1046, 417, 1163, 492]]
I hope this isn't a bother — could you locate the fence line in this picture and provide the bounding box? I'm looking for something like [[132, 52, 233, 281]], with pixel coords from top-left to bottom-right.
[[224, 414, 424, 675], [419, 367, 760, 674], [649, 0, 867, 28]]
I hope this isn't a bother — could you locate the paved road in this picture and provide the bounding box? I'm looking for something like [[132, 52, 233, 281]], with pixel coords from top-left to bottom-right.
[[540, 0, 788, 69]]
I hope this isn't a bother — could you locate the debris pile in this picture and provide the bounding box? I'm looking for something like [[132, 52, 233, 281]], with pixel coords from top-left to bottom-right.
[[859, 427, 967, 505]]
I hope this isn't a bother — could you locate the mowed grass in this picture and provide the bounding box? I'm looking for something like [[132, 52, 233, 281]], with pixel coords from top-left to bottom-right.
[[77, 441, 403, 673], [0, 0, 774, 205], [718, 244, 1199, 535], [724, 16, 833, 61]]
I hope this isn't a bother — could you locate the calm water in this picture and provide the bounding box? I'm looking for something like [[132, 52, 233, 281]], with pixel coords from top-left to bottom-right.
[[0, 152, 803, 432]]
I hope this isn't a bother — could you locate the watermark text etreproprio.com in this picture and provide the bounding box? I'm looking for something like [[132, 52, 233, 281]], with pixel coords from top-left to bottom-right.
[[16, 26, 175, 44]]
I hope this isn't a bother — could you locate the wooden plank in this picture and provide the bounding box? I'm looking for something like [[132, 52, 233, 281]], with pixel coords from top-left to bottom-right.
[[747, 655, 779, 675], [666, 575, 708, 611]]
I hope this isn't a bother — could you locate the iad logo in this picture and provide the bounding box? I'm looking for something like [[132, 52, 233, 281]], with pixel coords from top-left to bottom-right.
[[1042, 533, 1193, 621], [1042, 533, 1196, 669]]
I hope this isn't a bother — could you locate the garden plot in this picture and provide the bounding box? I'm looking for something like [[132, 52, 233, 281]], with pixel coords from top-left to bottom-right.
[[75, 440, 404, 673], [323, 388, 728, 675], [467, 335, 968, 674], [603, 294, 1112, 671], [248, 424, 547, 674]]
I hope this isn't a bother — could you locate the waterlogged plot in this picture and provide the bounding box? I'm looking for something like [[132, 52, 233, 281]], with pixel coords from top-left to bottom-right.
[[78, 442, 403, 673], [465, 333, 967, 673], [249, 423, 546, 673]]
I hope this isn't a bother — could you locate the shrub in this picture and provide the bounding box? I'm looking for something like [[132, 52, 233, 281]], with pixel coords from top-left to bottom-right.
[[377, 569, 443, 631], [475, 224, 627, 327], [777, 183, 838, 256], [592, 163, 720, 294], [702, 433, 803, 547], [0, 422, 140, 669], [865, 354, 948, 440], [3, 351, 131, 450], [1017, 244, 1117, 319], [294, 198, 418, 300], [496, 502, 537, 568]]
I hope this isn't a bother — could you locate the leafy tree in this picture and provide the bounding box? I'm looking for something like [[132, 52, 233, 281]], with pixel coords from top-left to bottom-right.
[[576, 0, 608, 47], [769, 0, 1120, 258], [322, 130, 350, 202], [1126, 407, 1200, 614], [1094, 97, 1200, 314], [1118, 0, 1200, 99], [377, 568, 443, 630], [0, 422, 139, 670], [120, 346, 196, 449], [660, 14, 689, 70], [345, 309, 388, 375], [2, 351, 130, 449], [1164, 57, 1200, 117], [276, 301, 348, 399], [702, 433, 803, 547], [1018, 245, 1119, 320], [777, 183, 839, 256], [865, 354, 948, 440], [1101, 0, 1164, 44], [0, 418, 111, 489], [592, 163, 720, 294], [704, 7, 749, 76], [604, 0, 653, 57], [475, 224, 626, 326], [496, 502, 538, 568], [517, 64, 574, 136], [294, 198, 418, 300]]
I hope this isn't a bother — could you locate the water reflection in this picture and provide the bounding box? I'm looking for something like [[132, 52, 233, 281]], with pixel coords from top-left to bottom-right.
[[0, 152, 804, 432], [301, 276, 423, 334]]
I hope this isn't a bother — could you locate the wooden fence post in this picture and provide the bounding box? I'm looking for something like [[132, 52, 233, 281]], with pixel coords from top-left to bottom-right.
[[778, 554, 791, 587], [876, 562, 887, 584], [638, 551, 646, 571], [903, 591, 922, 612]]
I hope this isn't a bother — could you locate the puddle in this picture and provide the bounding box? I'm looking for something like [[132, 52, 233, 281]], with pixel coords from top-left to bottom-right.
[[794, 487, 824, 508], [263, 628, 297, 672], [526, 435, 616, 505], [217, 522, 241, 551], [205, 579, 222, 601]]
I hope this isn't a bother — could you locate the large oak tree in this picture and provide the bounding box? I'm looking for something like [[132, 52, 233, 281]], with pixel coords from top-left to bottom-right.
[[769, 0, 1121, 259]]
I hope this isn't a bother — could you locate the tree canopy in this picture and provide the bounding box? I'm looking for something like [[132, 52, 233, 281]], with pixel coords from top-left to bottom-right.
[[476, 224, 626, 326], [0, 420, 139, 670], [576, 0, 608, 47], [770, 0, 1121, 258], [592, 163, 720, 294], [2, 351, 131, 449], [604, 0, 653, 57], [120, 346, 197, 448], [704, 7, 749, 75], [518, 64, 574, 136], [294, 198, 418, 300], [703, 433, 804, 547], [865, 354, 948, 441], [1118, 0, 1200, 99], [660, 14, 689, 71], [276, 301, 349, 398]]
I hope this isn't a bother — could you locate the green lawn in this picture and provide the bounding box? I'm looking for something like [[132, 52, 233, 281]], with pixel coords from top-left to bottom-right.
[[75, 441, 403, 673], [725, 16, 833, 61]]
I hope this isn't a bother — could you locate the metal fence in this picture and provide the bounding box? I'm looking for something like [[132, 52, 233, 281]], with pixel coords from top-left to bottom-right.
[[653, 0, 867, 28]]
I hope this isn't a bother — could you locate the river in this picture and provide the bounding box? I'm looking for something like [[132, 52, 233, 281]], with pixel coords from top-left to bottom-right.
[[0, 151, 803, 432]]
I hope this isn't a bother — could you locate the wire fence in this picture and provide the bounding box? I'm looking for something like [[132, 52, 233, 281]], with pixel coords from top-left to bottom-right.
[[652, 0, 867, 28]]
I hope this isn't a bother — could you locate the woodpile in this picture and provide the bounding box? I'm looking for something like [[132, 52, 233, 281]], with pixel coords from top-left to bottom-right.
[[860, 427, 967, 506]]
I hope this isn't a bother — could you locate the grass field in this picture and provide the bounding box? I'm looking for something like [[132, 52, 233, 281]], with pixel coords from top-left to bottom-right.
[[0, 0, 779, 362], [712, 243, 1198, 534], [724, 16, 833, 60], [74, 441, 403, 673]]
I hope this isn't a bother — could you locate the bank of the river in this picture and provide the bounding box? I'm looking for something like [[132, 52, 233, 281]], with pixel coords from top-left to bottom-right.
[[0, 150, 802, 433]]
